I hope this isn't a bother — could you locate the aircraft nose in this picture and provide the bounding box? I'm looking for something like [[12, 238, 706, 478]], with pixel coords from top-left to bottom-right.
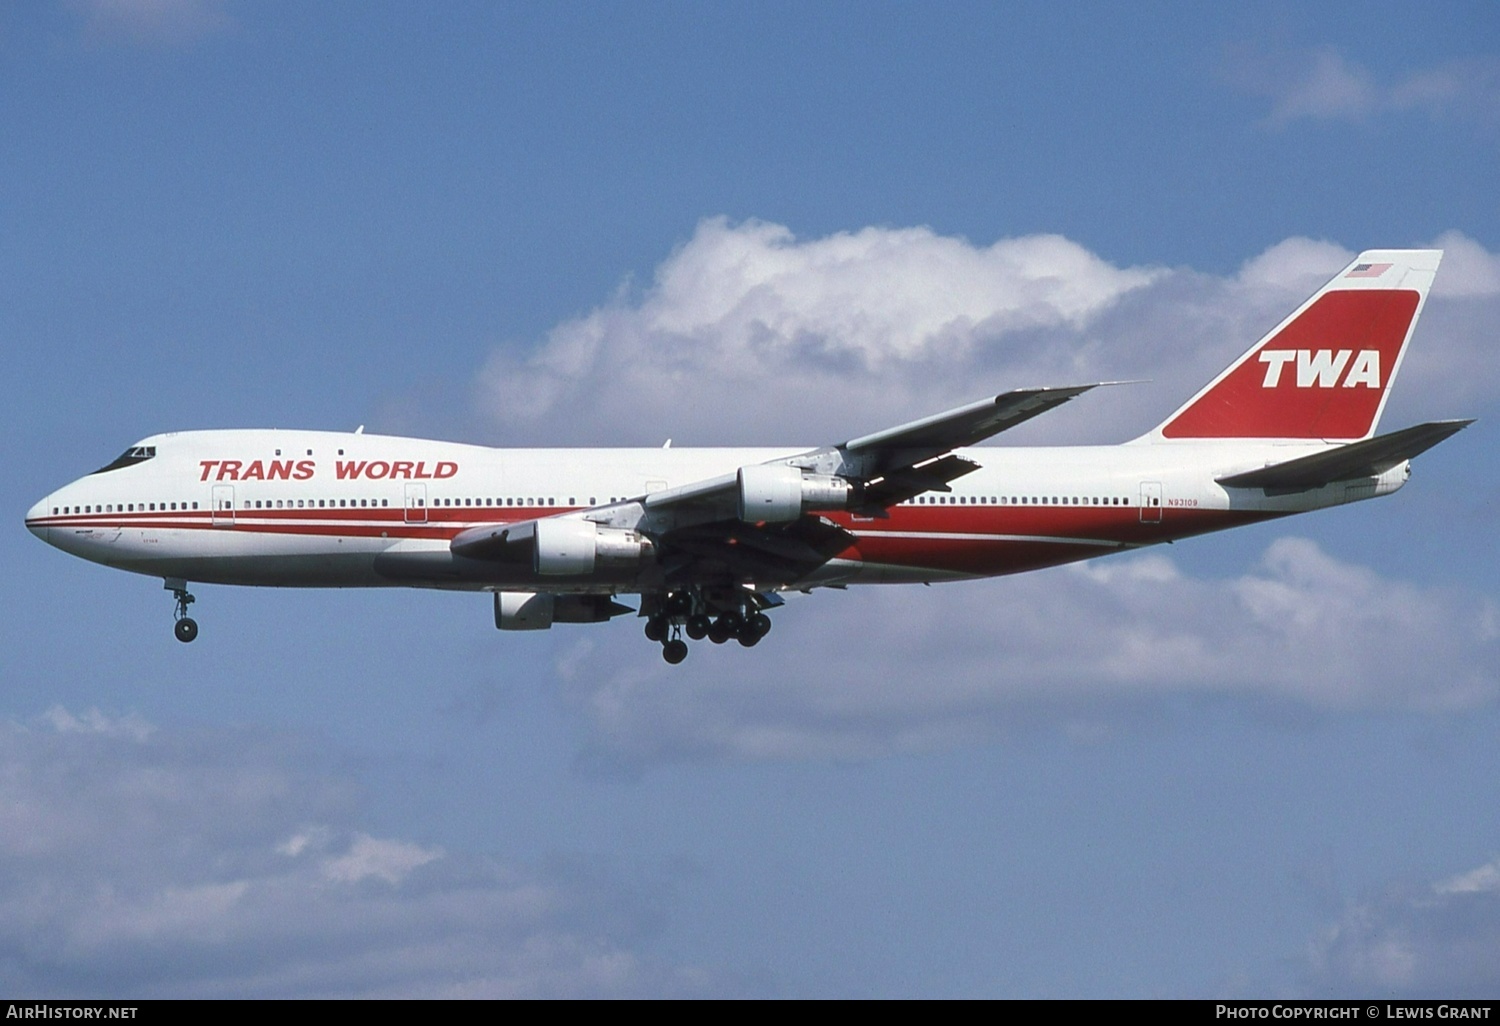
[[26, 495, 51, 543]]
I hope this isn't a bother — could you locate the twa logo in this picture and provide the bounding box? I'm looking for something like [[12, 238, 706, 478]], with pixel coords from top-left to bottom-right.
[[1258, 349, 1382, 389]]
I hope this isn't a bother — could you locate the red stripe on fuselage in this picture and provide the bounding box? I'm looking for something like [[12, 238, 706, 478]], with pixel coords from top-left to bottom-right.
[[29, 505, 1279, 576]]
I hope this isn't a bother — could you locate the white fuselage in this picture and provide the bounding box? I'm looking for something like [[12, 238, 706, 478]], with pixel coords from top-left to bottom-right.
[[25, 428, 1407, 593]]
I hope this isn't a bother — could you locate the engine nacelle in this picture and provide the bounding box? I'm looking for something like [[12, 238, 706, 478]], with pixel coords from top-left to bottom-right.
[[533, 518, 652, 576], [736, 464, 853, 522], [494, 590, 553, 630], [494, 591, 631, 630]]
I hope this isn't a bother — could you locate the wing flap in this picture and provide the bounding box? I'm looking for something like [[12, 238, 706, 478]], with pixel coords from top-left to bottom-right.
[[856, 454, 980, 513], [660, 516, 855, 585], [1217, 420, 1473, 491]]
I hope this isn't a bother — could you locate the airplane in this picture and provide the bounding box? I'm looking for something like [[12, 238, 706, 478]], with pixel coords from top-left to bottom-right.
[[25, 249, 1471, 664]]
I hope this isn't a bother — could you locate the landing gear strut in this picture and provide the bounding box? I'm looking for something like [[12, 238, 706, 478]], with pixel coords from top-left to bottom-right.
[[166, 579, 198, 643], [645, 588, 773, 663]]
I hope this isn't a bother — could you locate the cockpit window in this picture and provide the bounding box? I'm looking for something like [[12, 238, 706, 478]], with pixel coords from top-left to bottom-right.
[[91, 445, 157, 475]]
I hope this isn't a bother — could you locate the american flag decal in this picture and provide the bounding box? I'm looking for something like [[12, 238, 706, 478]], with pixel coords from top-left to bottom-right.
[[1345, 262, 1393, 278]]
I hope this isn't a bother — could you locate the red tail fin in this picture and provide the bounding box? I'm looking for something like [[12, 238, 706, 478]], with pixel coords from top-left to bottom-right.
[[1151, 250, 1441, 441]]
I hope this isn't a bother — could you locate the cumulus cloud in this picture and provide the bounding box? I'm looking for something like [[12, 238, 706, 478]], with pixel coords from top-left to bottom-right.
[[1431, 230, 1500, 299], [1223, 46, 1500, 128], [1235, 237, 1352, 292], [474, 220, 1500, 449], [477, 219, 1165, 446], [465, 222, 1500, 766], [0, 710, 715, 997], [1300, 857, 1500, 996], [555, 539, 1500, 765]]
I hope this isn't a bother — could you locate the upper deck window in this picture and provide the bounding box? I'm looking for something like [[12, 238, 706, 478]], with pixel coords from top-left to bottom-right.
[[91, 445, 156, 475]]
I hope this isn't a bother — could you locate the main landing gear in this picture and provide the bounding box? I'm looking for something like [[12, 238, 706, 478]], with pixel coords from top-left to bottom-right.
[[642, 589, 773, 664], [165, 578, 198, 643]]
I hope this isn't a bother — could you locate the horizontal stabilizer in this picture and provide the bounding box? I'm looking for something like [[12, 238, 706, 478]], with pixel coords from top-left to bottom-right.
[[1217, 419, 1473, 491]]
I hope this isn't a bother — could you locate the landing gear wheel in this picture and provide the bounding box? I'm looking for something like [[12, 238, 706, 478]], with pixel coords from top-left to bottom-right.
[[662, 639, 689, 664], [749, 612, 772, 638], [686, 614, 710, 640], [736, 620, 762, 647], [708, 617, 734, 644], [168, 581, 198, 643], [644, 616, 667, 642]]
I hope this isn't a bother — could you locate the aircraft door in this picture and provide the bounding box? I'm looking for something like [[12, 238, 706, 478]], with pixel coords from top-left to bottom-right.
[[211, 485, 235, 526], [1139, 482, 1163, 524], [405, 483, 428, 523]]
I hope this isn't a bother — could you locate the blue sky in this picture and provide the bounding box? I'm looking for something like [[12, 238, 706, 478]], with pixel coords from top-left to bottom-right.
[[4, 0, 1500, 997]]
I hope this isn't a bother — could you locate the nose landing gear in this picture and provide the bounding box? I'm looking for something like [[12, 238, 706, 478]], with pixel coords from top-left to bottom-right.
[[165, 578, 198, 643]]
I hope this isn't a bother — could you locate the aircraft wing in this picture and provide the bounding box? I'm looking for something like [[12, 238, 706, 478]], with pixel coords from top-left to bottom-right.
[[651, 515, 857, 586], [642, 383, 1103, 518], [838, 384, 1101, 477], [1216, 420, 1474, 491], [453, 384, 1103, 585]]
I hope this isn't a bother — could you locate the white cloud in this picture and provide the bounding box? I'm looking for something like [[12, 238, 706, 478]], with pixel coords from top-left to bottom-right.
[[473, 221, 1500, 449], [40, 704, 154, 742], [477, 218, 1164, 446], [1388, 57, 1500, 123], [465, 222, 1500, 766], [0, 711, 717, 997], [72, 0, 234, 47], [1431, 230, 1500, 299], [321, 833, 442, 885], [556, 539, 1500, 765], [1269, 48, 1378, 123], [1435, 862, 1500, 897], [1225, 47, 1500, 128], [1301, 857, 1500, 995], [1236, 237, 1352, 292]]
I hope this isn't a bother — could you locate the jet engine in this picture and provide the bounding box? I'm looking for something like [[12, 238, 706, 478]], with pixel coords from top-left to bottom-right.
[[533, 518, 653, 576], [736, 464, 853, 522], [493, 591, 633, 629]]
